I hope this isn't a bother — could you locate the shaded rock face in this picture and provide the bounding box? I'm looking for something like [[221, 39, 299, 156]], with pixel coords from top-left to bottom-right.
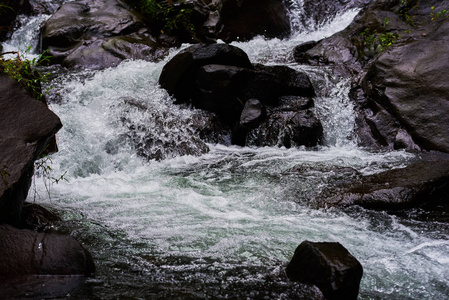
[[0, 224, 95, 276], [0, 74, 62, 226], [41, 0, 168, 69], [159, 43, 254, 103], [286, 240, 363, 300], [216, 0, 291, 42], [297, 0, 449, 153], [361, 18, 449, 153], [159, 44, 323, 148], [317, 153, 449, 214], [0, 0, 31, 41]]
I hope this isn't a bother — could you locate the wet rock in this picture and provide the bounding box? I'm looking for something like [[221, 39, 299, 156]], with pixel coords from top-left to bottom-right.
[[159, 43, 253, 103], [41, 0, 167, 69], [0, 224, 95, 276], [318, 154, 449, 212], [293, 41, 319, 64], [232, 99, 266, 146], [248, 109, 323, 148], [286, 240, 363, 300], [239, 99, 266, 130], [19, 202, 62, 232], [254, 64, 315, 97], [216, 0, 291, 42], [0, 74, 62, 226]]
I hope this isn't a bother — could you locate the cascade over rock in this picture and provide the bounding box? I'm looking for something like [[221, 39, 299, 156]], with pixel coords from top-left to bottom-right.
[[296, 0, 449, 153], [0, 74, 62, 226], [286, 241, 363, 300], [159, 44, 322, 148]]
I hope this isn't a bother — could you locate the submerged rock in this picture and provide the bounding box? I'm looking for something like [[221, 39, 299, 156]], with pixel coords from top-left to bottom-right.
[[318, 153, 449, 214], [286, 240, 363, 300], [0, 74, 62, 226]]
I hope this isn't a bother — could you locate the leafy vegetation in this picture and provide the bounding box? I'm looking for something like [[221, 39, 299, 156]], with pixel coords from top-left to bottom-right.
[[126, 0, 195, 36], [356, 28, 399, 58], [0, 47, 52, 101], [430, 6, 449, 21]]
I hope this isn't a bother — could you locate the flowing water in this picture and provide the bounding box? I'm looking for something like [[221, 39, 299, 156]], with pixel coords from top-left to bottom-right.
[[3, 2, 449, 299]]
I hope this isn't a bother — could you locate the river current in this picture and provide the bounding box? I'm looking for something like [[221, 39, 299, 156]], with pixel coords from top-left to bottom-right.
[[2, 1, 449, 299]]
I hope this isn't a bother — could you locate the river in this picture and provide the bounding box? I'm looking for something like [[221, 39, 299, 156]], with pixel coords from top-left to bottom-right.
[[2, 1, 449, 299]]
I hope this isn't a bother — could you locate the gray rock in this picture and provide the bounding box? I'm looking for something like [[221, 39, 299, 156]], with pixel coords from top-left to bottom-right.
[[0, 74, 62, 225], [41, 0, 166, 69]]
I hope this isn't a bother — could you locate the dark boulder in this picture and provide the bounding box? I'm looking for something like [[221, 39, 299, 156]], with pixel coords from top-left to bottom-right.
[[159, 43, 253, 103], [216, 0, 291, 42], [318, 153, 449, 213], [0, 74, 62, 226], [0, 224, 95, 276], [286, 240, 363, 300], [40, 0, 168, 69]]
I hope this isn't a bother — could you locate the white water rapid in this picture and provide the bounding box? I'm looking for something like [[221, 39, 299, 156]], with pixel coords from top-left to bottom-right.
[[3, 2, 449, 299]]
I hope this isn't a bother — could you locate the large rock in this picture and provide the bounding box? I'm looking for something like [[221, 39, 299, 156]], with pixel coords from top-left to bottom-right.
[[0, 224, 95, 276], [159, 43, 253, 103], [361, 18, 449, 153], [0, 74, 62, 226], [216, 0, 291, 42], [160, 44, 322, 148], [297, 0, 449, 153], [286, 241, 363, 300], [40, 0, 168, 69]]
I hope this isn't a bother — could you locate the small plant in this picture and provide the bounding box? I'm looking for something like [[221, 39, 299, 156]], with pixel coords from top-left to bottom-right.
[[126, 0, 195, 36], [34, 154, 67, 201], [431, 6, 449, 21], [0, 47, 53, 101], [356, 28, 399, 58]]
